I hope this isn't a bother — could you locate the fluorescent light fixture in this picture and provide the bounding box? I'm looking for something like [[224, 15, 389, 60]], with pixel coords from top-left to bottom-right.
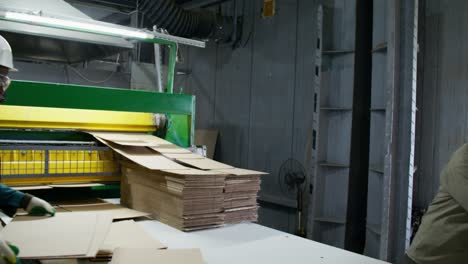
[[4, 12, 154, 40]]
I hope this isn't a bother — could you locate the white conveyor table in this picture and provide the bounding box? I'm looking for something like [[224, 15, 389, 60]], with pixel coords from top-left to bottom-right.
[[137, 220, 390, 264], [0, 199, 390, 264]]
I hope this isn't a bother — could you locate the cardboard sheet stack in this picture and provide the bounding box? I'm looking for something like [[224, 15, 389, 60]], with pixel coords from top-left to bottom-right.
[[121, 162, 227, 230], [219, 168, 266, 224], [87, 132, 267, 230]]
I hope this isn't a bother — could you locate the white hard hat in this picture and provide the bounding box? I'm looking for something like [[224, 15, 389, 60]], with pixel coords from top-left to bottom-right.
[[0, 35, 17, 72]]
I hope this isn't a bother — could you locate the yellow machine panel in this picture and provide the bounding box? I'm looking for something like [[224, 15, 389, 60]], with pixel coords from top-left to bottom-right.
[[0, 148, 120, 185], [0, 105, 159, 185]]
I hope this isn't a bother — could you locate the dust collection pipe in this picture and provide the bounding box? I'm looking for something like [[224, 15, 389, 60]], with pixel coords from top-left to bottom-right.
[[139, 0, 233, 42]]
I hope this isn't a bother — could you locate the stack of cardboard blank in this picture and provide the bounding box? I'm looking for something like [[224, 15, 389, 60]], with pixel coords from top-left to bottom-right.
[[88, 132, 229, 231], [121, 161, 227, 230], [86, 131, 267, 230], [219, 168, 267, 224]]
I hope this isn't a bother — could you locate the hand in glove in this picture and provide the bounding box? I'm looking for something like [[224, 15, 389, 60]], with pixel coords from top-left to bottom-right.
[[25, 195, 55, 216], [0, 234, 19, 264]]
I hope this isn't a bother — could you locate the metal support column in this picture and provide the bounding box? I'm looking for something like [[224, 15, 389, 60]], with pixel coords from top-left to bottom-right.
[[381, 0, 419, 262], [153, 25, 164, 92]]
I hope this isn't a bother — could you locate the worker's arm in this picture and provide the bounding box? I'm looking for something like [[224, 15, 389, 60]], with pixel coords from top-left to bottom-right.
[[0, 184, 28, 217], [443, 144, 468, 211], [0, 184, 55, 217]]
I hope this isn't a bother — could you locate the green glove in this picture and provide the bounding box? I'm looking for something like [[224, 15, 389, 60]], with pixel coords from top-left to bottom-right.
[[0, 235, 20, 264], [5, 245, 20, 264], [26, 197, 56, 216]]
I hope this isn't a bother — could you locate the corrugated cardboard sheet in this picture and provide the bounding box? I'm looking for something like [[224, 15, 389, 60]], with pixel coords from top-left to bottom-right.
[[2, 213, 112, 259], [58, 202, 150, 221], [87, 132, 233, 170], [110, 248, 205, 264], [195, 129, 218, 159], [99, 220, 166, 256]]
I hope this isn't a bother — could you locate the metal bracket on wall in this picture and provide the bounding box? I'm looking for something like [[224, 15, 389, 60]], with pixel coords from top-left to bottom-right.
[[308, 4, 322, 240]]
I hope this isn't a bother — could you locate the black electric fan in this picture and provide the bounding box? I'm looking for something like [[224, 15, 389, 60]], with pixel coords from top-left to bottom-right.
[[278, 158, 307, 237]]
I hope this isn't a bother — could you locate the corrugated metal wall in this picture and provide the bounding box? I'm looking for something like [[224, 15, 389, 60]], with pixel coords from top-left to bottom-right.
[[415, 0, 468, 208], [178, 0, 318, 233]]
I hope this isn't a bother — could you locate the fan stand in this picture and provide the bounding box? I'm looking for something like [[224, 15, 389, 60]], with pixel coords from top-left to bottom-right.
[[278, 159, 307, 238], [296, 181, 306, 238]]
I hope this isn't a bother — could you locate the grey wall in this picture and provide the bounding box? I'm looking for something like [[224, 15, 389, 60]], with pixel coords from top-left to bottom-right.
[[178, 0, 318, 233], [416, 0, 468, 208]]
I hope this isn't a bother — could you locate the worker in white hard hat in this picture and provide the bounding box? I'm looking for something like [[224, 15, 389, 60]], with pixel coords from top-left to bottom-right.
[[0, 35, 56, 264], [0, 35, 16, 103]]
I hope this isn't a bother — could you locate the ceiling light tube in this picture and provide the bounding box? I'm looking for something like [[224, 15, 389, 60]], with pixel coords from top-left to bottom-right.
[[3, 11, 154, 40]]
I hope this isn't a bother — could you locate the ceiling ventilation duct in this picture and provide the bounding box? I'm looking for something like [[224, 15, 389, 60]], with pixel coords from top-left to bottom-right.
[[0, 0, 136, 63]]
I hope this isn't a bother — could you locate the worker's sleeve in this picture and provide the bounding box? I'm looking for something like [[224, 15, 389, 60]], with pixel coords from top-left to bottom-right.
[[0, 184, 31, 216], [444, 144, 468, 212]]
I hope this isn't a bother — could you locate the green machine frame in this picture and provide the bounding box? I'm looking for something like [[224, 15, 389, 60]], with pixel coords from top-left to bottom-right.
[[0, 80, 195, 195], [2, 80, 196, 147]]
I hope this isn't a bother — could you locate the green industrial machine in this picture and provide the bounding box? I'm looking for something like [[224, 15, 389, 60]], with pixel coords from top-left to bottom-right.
[[0, 8, 204, 187], [0, 80, 196, 186], [2, 80, 196, 147]]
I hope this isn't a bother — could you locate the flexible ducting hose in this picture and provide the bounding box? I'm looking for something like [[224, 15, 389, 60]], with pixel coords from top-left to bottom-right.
[[139, 0, 233, 41]]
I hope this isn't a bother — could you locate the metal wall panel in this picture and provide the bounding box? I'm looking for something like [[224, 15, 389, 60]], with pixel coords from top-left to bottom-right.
[[212, 1, 255, 168], [293, 0, 317, 168], [258, 202, 297, 234], [416, 0, 468, 208], [185, 42, 218, 129], [247, 0, 297, 200], [182, 0, 318, 233], [415, 9, 441, 207]]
